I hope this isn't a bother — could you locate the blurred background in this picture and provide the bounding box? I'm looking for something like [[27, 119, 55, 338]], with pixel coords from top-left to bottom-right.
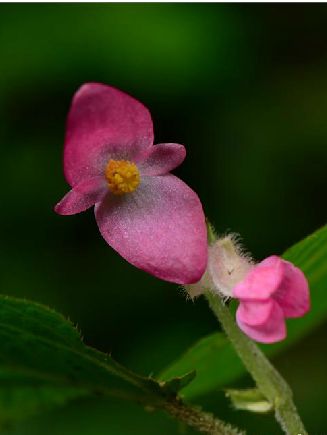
[[1, 3, 327, 434]]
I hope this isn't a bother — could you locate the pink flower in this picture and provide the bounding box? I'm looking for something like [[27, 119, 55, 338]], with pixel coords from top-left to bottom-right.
[[55, 83, 207, 284], [233, 256, 310, 343]]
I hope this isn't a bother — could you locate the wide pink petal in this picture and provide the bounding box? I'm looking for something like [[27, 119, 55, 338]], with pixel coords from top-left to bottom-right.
[[274, 260, 310, 318], [236, 301, 286, 343], [55, 177, 107, 215], [236, 299, 274, 326], [139, 143, 186, 176], [64, 83, 154, 186], [233, 256, 284, 300], [94, 174, 207, 284]]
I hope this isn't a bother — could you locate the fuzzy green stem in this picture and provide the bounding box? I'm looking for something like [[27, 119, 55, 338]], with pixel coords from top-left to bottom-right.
[[164, 397, 244, 435], [205, 291, 307, 435]]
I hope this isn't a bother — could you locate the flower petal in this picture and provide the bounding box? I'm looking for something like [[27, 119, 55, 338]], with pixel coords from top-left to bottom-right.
[[55, 177, 107, 215], [236, 301, 286, 343], [236, 299, 274, 326], [274, 260, 310, 318], [233, 256, 284, 300], [64, 83, 154, 186], [94, 174, 207, 284], [139, 143, 186, 176]]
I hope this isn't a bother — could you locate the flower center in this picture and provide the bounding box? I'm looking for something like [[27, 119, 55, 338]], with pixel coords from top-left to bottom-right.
[[105, 159, 140, 195]]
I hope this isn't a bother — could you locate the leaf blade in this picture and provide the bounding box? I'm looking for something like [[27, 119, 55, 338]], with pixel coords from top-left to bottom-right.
[[0, 295, 187, 423]]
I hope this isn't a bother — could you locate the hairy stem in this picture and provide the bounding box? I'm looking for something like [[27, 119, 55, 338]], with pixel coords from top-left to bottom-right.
[[164, 397, 244, 435], [205, 291, 307, 435]]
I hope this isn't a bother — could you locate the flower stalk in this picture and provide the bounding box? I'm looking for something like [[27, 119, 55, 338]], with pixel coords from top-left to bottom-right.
[[205, 290, 307, 435]]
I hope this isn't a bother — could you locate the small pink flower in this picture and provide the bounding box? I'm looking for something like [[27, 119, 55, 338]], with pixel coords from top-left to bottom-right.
[[55, 83, 207, 284], [233, 256, 310, 343]]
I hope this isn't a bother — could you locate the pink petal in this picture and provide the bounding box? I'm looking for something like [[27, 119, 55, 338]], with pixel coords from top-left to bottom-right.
[[274, 260, 310, 318], [64, 83, 154, 186], [233, 256, 284, 300], [139, 143, 186, 176], [236, 301, 286, 343], [236, 299, 274, 326], [55, 177, 107, 215], [94, 174, 207, 284]]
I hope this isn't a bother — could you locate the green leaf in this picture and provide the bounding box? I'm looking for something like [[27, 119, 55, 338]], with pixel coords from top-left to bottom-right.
[[160, 333, 242, 398], [160, 224, 327, 399], [225, 388, 273, 413], [0, 295, 190, 424]]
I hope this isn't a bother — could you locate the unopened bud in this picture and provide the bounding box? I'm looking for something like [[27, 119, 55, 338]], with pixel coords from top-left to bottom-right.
[[208, 234, 253, 298]]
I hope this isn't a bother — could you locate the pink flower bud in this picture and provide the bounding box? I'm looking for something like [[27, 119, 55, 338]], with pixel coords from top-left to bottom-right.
[[233, 256, 310, 343], [195, 233, 311, 344]]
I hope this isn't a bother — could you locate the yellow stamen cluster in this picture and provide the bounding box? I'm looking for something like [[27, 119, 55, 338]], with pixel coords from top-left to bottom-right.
[[105, 159, 140, 195]]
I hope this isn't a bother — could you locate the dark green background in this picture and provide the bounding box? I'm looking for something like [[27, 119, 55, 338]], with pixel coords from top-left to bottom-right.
[[1, 4, 326, 434]]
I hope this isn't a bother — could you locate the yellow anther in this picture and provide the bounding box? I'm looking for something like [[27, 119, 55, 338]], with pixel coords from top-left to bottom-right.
[[105, 159, 140, 195]]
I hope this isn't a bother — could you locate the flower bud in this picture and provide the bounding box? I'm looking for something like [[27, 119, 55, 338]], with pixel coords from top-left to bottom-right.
[[184, 233, 253, 299], [208, 234, 253, 298]]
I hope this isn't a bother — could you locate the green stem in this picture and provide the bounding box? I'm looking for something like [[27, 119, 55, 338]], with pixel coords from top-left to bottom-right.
[[99, 385, 244, 435], [164, 397, 244, 435], [205, 291, 307, 435], [86, 331, 244, 435]]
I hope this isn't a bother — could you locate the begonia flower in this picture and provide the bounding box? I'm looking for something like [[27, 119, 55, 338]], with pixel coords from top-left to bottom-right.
[[233, 255, 310, 343], [55, 83, 207, 284]]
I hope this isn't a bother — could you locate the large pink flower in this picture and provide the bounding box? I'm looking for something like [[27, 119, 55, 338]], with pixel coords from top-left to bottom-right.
[[233, 256, 310, 343], [55, 83, 207, 284]]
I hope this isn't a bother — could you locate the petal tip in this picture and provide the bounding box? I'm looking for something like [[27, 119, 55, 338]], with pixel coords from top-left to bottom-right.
[[54, 201, 68, 216]]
